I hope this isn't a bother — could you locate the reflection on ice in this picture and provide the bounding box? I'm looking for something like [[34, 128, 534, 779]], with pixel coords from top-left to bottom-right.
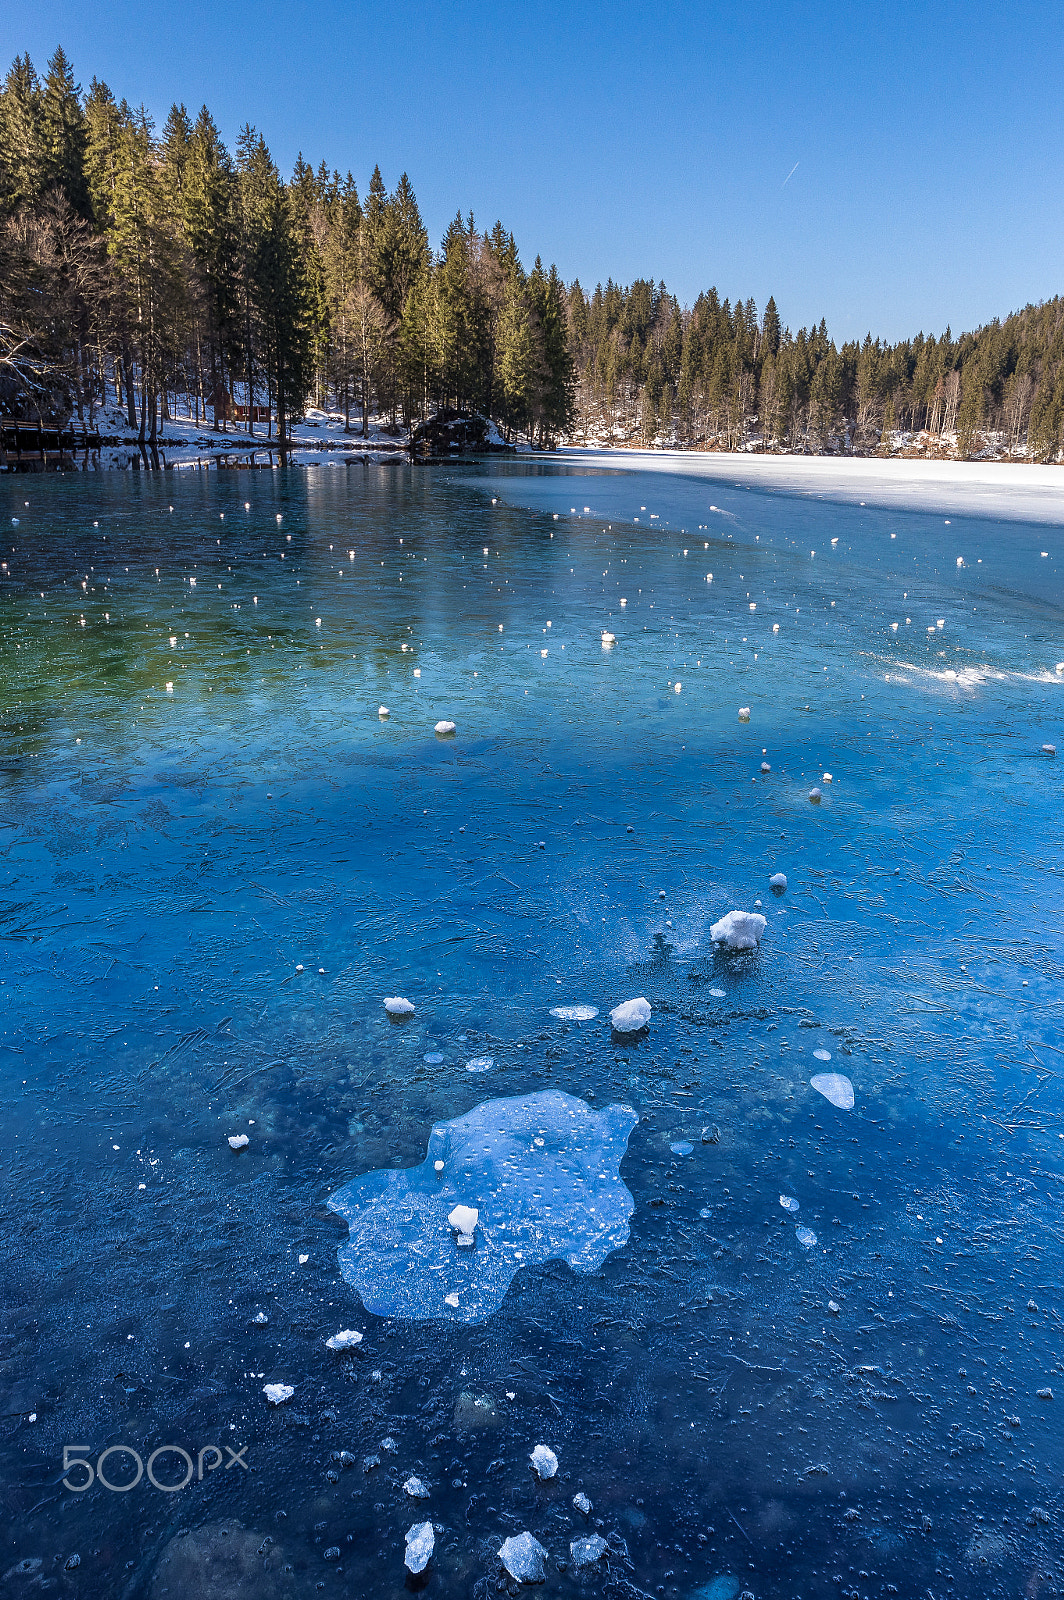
[[328, 1090, 638, 1322]]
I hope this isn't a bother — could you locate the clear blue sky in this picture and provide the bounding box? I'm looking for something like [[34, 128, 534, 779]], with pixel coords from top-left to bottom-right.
[[7, 1, 1064, 343]]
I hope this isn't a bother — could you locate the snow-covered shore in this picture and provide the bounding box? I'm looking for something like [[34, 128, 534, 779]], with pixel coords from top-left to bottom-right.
[[558, 447, 1064, 524]]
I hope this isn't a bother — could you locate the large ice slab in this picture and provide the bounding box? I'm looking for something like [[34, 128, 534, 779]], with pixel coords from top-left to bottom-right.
[[328, 1090, 638, 1323]]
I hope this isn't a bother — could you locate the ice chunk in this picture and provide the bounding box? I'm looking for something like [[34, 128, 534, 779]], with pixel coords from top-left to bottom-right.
[[252, 1311, 268, 1324], [761, 761, 771, 772], [1042, 744, 1056, 756], [378, 705, 389, 717], [809, 787, 822, 803], [329, 1090, 637, 1322], [550, 1005, 599, 1021], [263, 1383, 294, 1404], [780, 1195, 799, 1213], [610, 996, 651, 1033], [404, 1521, 434, 1574], [601, 631, 616, 645], [823, 772, 833, 782], [448, 1204, 479, 1234], [811, 1072, 855, 1110], [498, 1533, 547, 1583], [738, 706, 750, 720], [384, 996, 415, 1015], [530, 1443, 558, 1479], [435, 720, 456, 735], [573, 1491, 592, 1515], [796, 1225, 817, 1248], [571, 1534, 608, 1567], [404, 1475, 430, 1498], [813, 1047, 832, 1061], [227, 1134, 249, 1150], [710, 910, 766, 950], [326, 1329, 363, 1350], [769, 872, 787, 891]]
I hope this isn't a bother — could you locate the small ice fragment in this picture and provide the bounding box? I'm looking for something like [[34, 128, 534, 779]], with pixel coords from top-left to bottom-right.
[[573, 1491, 592, 1515], [435, 720, 456, 735], [1037, 1387, 1054, 1400], [709, 987, 726, 998], [298, 1253, 309, 1264], [670, 1141, 694, 1155], [424, 1052, 444, 1063], [530, 1443, 558, 1479], [813, 1047, 832, 1061], [610, 996, 651, 1033], [1041, 744, 1056, 756], [404, 1521, 434, 1574], [378, 705, 389, 717], [384, 996, 415, 1015], [448, 1204, 479, 1235], [434, 1159, 444, 1173], [263, 1383, 294, 1404], [549, 1005, 599, 1021], [828, 1300, 840, 1314], [674, 681, 682, 693], [710, 910, 766, 950], [809, 787, 822, 803], [773, 622, 779, 633], [701, 1125, 721, 1143], [761, 761, 771, 773], [769, 872, 787, 891], [252, 1311, 269, 1324], [381, 1436, 398, 1453], [796, 1225, 817, 1248], [738, 706, 751, 721], [498, 1532, 547, 1583], [227, 1134, 249, 1151], [326, 1329, 363, 1350], [571, 1534, 608, 1567], [444, 1292, 459, 1307], [601, 631, 616, 645], [823, 772, 833, 782], [466, 1055, 494, 1072], [810, 1072, 855, 1110], [404, 1475, 430, 1498], [780, 1195, 799, 1213], [295, 963, 304, 971]]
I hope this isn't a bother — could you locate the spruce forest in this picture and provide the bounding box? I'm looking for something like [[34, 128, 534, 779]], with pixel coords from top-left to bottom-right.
[[4, 46, 1064, 460]]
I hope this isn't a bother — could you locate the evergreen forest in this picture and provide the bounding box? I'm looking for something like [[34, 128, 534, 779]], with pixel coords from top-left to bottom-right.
[[4, 46, 1064, 461]]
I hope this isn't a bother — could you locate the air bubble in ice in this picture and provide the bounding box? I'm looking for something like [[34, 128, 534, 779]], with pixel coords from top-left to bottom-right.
[[550, 1005, 599, 1021], [811, 1072, 855, 1109], [466, 1055, 494, 1072], [813, 1047, 832, 1061], [709, 987, 726, 998], [780, 1195, 799, 1213], [424, 1052, 444, 1064], [405, 1521, 434, 1574], [328, 1090, 638, 1322], [710, 910, 766, 950], [796, 1225, 817, 1248], [610, 996, 651, 1032], [499, 1533, 547, 1584], [670, 1141, 694, 1155]]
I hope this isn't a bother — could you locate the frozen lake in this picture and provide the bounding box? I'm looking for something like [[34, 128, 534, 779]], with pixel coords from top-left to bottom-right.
[[1, 455, 1062, 1596]]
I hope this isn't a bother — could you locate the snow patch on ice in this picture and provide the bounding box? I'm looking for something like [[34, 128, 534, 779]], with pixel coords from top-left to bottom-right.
[[710, 910, 766, 950]]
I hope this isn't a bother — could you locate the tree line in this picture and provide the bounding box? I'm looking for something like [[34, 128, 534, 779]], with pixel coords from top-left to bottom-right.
[[3, 47, 1064, 461], [0, 48, 573, 446]]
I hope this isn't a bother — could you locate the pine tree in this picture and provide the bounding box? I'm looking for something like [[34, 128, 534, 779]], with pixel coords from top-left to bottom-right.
[[0, 54, 45, 213], [40, 47, 89, 216]]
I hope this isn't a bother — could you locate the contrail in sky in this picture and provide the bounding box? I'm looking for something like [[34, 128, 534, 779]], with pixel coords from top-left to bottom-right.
[[782, 162, 799, 187]]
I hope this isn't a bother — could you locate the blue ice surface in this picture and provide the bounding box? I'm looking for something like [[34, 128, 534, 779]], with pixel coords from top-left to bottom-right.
[[328, 1090, 638, 1322]]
